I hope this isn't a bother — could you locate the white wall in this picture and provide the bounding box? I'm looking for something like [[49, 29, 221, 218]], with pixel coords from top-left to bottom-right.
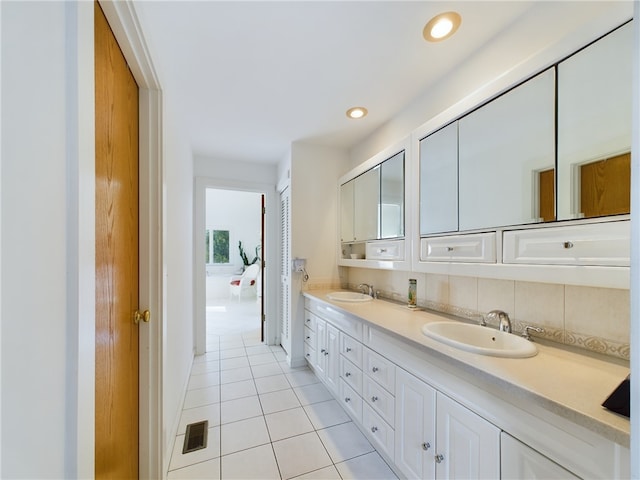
[[1, 2, 94, 477], [288, 142, 348, 364], [161, 100, 195, 466]]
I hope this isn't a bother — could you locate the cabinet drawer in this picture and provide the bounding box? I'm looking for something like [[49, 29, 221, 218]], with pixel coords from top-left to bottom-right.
[[364, 348, 396, 394], [340, 356, 363, 393], [363, 404, 395, 461], [340, 332, 363, 368], [363, 376, 395, 427], [366, 239, 405, 260], [420, 232, 496, 263], [340, 379, 363, 423], [304, 326, 316, 348], [304, 342, 316, 367], [503, 220, 630, 266], [303, 310, 317, 332]]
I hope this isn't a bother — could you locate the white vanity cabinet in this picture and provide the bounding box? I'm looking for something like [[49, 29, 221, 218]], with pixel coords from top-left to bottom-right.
[[395, 368, 500, 480], [303, 295, 628, 479], [501, 433, 579, 479]]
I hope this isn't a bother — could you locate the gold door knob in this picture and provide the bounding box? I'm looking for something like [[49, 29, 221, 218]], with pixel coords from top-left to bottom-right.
[[134, 310, 151, 325]]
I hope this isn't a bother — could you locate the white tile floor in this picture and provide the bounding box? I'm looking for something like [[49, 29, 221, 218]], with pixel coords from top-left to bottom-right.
[[167, 299, 398, 480]]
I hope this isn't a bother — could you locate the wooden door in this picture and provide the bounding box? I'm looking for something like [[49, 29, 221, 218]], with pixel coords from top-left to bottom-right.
[[95, 4, 140, 478], [580, 152, 631, 218]]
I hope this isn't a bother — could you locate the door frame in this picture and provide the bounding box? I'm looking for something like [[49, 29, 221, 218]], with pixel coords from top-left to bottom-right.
[[97, 2, 164, 478], [194, 177, 280, 354]]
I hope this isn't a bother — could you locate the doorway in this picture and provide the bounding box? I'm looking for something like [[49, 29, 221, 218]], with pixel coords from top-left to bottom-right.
[[204, 188, 264, 347]]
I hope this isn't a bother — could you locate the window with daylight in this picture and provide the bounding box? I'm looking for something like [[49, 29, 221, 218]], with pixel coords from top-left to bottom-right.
[[205, 229, 230, 264]]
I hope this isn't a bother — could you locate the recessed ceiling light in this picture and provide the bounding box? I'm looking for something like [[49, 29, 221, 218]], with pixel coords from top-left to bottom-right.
[[423, 12, 461, 42], [346, 107, 368, 119]]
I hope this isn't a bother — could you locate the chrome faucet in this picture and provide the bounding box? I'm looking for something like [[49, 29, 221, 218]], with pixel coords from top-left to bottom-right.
[[357, 283, 374, 298], [486, 310, 512, 333]]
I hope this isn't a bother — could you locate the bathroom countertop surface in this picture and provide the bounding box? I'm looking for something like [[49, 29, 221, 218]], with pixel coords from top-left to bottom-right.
[[303, 289, 630, 447]]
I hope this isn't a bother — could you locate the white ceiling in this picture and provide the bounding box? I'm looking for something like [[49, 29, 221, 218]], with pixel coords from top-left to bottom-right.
[[133, 1, 632, 165]]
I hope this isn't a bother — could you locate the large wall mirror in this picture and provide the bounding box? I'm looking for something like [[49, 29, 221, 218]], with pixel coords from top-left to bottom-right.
[[457, 68, 556, 231], [557, 21, 632, 221], [340, 150, 405, 244], [419, 21, 631, 238], [420, 122, 458, 235], [380, 151, 405, 238]]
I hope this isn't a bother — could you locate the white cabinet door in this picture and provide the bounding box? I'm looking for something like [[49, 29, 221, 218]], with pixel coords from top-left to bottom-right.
[[435, 393, 500, 480], [458, 68, 555, 231], [354, 166, 380, 241], [501, 433, 579, 479], [325, 323, 340, 395], [314, 319, 327, 377], [395, 369, 437, 480], [420, 121, 459, 235]]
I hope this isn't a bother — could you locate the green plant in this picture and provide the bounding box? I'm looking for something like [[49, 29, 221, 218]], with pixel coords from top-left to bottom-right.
[[238, 241, 259, 266]]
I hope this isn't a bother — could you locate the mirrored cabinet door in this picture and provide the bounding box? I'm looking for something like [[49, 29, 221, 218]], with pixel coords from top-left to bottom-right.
[[557, 22, 632, 221], [420, 122, 458, 235], [458, 68, 556, 231], [354, 166, 380, 241], [380, 151, 405, 239], [340, 180, 355, 242]]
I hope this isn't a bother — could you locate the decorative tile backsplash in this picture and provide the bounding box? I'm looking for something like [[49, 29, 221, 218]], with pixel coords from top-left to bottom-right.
[[343, 268, 630, 361]]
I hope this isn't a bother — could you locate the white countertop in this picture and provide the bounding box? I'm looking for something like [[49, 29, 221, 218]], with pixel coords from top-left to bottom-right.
[[303, 289, 630, 447]]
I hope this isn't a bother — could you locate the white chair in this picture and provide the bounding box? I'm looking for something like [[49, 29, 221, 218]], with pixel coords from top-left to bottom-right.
[[229, 263, 260, 300]]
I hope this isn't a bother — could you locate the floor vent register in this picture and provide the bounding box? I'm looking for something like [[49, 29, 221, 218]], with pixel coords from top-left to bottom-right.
[[182, 421, 208, 454]]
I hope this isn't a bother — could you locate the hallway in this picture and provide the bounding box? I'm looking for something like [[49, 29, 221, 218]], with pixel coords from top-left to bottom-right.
[[167, 299, 397, 479]]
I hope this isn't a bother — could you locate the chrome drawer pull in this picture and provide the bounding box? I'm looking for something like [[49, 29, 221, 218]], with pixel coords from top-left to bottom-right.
[[346, 347, 352, 352], [345, 372, 351, 377], [344, 397, 351, 403], [435, 454, 444, 464], [371, 426, 378, 433], [422, 442, 430, 451], [372, 367, 379, 373], [371, 396, 378, 402]]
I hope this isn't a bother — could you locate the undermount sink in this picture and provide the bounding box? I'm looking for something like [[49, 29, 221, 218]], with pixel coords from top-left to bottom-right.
[[326, 291, 373, 303], [421, 322, 537, 358]]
